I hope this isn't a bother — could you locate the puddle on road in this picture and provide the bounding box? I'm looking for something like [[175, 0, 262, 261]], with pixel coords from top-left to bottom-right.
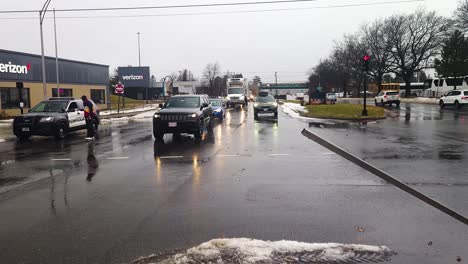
[[438, 150, 463, 160], [130, 238, 396, 264]]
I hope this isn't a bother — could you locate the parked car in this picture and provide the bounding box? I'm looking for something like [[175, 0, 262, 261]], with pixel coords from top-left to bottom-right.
[[253, 92, 278, 121], [153, 95, 213, 141], [326, 93, 337, 104], [374, 91, 400, 107], [13, 98, 100, 140], [439, 90, 468, 109], [209, 98, 226, 121]]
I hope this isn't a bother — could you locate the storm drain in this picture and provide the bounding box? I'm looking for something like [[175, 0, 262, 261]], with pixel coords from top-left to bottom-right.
[[129, 238, 396, 264]]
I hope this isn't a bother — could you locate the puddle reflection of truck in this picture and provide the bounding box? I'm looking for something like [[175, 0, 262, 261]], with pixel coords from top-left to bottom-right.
[[225, 77, 249, 108]]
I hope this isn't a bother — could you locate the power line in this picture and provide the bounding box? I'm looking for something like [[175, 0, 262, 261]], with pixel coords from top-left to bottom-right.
[[0, 0, 424, 15], [0, 0, 425, 20]]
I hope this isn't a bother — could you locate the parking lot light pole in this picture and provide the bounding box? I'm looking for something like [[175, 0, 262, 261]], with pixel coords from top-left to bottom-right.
[[39, 0, 52, 100]]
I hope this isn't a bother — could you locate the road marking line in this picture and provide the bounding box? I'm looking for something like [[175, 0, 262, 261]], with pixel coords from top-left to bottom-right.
[[216, 154, 240, 157], [51, 158, 72, 161], [268, 154, 290, 156], [158, 156, 184, 159], [106, 157, 129, 160]]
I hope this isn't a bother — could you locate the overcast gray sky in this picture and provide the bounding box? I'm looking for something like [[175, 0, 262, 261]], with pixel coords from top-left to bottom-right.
[[0, 0, 460, 82]]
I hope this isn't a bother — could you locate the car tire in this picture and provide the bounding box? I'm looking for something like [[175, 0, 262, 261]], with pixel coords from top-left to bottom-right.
[[55, 123, 67, 140], [381, 99, 384, 106], [153, 131, 164, 141], [254, 113, 259, 120], [455, 101, 461, 109], [439, 100, 445, 109], [396, 101, 400, 107], [374, 100, 378, 106]]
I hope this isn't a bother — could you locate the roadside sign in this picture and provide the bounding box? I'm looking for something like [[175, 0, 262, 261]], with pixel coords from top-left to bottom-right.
[[115, 83, 125, 94]]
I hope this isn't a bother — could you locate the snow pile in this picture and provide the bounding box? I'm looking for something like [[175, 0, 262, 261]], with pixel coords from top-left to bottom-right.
[[132, 110, 157, 119], [100, 105, 158, 116], [0, 139, 5, 143], [150, 238, 395, 264], [401, 97, 439, 105], [282, 102, 307, 119]]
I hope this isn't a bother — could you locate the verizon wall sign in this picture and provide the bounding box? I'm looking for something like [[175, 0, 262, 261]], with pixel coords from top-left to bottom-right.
[[118, 66, 150, 87], [122, 74, 144, 81], [0, 61, 31, 75]]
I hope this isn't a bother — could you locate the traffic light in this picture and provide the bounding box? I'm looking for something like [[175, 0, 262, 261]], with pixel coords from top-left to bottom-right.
[[362, 55, 371, 72]]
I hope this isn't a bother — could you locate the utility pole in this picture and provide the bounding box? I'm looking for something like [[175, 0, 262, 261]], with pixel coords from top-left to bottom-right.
[[39, 0, 52, 100], [53, 8, 60, 97], [275, 71, 278, 96]]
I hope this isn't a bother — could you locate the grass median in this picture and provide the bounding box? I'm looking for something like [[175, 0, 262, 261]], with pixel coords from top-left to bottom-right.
[[300, 104, 385, 120]]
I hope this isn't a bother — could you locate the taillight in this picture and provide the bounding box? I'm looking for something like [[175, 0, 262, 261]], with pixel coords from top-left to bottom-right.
[[384, 95, 387, 98], [462, 96, 468, 99]]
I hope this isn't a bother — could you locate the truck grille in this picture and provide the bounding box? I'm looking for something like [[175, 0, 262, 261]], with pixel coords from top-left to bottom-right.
[[161, 114, 187, 121], [230, 97, 239, 102]]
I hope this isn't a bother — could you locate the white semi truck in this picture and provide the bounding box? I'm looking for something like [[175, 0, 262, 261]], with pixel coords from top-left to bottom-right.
[[225, 77, 249, 108]]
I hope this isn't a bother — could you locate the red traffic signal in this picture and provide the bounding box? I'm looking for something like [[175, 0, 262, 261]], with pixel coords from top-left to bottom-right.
[[363, 55, 371, 62]]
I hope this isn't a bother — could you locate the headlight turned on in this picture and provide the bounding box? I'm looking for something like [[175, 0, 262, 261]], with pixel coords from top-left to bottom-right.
[[39, 117, 53, 122], [154, 113, 160, 118], [187, 113, 197, 118], [215, 109, 222, 112]]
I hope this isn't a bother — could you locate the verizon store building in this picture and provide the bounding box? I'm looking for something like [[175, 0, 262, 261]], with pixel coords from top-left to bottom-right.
[[0, 49, 109, 116], [118, 66, 162, 100]]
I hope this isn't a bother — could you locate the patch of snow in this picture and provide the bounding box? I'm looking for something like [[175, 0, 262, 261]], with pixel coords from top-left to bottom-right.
[[150, 238, 394, 264], [0, 139, 5, 143], [100, 105, 158, 116], [132, 110, 157, 119], [401, 97, 439, 104]]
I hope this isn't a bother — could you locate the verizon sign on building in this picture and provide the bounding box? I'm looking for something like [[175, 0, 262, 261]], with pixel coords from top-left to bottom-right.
[[0, 62, 31, 75], [118, 66, 150, 87]]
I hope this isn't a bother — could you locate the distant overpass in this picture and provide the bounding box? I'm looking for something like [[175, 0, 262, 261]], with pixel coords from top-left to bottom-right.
[[258, 83, 309, 95], [260, 83, 309, 90]]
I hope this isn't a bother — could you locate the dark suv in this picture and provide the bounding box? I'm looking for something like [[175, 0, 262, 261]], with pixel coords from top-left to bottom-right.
[[153, 95, 213, 141], [13, 98, 100, 140], [253, 91, 278, 121]]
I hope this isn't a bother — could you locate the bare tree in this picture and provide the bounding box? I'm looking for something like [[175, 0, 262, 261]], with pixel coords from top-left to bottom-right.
[[386, 10, 448, 96], [455, 0, 468, 32], [360, 19, 394, 93], [203, 62, 221, 95]]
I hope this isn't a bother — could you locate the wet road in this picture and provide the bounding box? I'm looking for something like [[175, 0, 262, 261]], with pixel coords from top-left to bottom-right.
[[0, 105, 466, 264], [310, 102, 468, 215]]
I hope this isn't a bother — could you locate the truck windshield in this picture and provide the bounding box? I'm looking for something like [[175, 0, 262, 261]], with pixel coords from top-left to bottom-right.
[[30, 101, 67, 113], [166, 97, 200, 108], [228, 88, 243, 94]]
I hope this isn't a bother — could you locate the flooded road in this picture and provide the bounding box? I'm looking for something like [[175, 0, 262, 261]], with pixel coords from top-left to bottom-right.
[[0, 105, 466, 264]]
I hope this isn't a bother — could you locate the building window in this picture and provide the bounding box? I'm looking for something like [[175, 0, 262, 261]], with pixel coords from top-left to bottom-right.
[[52, 88, 73, 98], [0, 88, 31, 109], [91, 89, 106, 104]]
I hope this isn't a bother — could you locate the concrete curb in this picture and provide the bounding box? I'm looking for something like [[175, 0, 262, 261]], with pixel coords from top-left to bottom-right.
[[301, 128, 468, 226]]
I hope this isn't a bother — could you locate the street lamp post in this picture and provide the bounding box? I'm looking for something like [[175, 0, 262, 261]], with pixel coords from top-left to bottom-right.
[[53, 8, 60, 97], [39, 0, 52, 100]]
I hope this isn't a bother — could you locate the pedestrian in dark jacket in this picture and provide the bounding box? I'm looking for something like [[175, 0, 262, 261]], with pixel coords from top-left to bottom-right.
[[81, 95, 95, 140]]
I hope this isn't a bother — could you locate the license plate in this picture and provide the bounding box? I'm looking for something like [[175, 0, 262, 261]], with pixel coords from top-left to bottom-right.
[[263, 108, 268, 111], [22, 127, 30, 132], [168, 122, 177, 127], [258, 113, 274, 117]]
